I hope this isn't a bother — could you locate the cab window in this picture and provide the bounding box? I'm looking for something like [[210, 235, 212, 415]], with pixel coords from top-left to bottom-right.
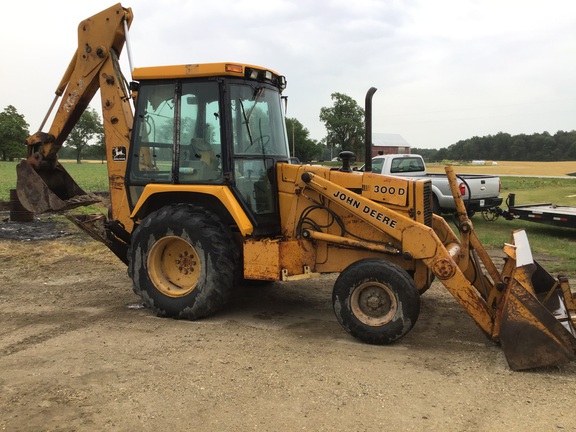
[[129, 81, 223, 184]]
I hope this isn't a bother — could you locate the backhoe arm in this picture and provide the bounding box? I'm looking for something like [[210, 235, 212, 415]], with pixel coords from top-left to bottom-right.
[[25, 4, 133, 166], [17, 4, 134, 221]]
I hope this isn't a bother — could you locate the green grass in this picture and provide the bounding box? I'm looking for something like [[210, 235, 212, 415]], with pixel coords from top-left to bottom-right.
[[501, 177, 576, 206], [58, 162, 109, 192], [455, 215, 576, 275], [0, 161, 19, 200], [480, 177, 576, 275], [0, 161, 108, 201]]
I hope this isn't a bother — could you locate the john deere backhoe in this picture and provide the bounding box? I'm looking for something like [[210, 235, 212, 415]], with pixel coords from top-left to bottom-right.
[[16, 4, 576, 370]]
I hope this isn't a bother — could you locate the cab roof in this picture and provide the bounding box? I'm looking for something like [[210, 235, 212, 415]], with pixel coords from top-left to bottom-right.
[[132, 62, 281, 81]]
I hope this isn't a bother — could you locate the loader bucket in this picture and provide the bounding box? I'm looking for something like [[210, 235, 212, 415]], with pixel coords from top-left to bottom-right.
[[16, 159, 100, 214], [496, 231, 576, 370]]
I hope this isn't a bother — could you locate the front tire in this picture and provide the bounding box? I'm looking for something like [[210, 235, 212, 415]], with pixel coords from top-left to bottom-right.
[[332, 259, 420, 345], [129, 204, 239, 319]]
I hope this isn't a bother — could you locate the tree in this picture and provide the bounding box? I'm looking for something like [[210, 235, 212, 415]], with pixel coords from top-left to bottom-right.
[[0, 105, 29, 161], [65, 108, 103, 163], [319, 92, 365, 160], [89, 132, 107, 163], [285, 117, 322, 162]]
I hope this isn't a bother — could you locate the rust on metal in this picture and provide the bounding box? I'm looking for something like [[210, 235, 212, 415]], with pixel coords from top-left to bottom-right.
[[494, 233, 576, 370], [431, 257, 456, 280], [497, 272, 576, 370], [16, 159, 99, 214]]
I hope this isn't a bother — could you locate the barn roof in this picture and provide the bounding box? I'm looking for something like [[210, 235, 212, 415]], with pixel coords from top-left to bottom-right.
[[372, 133, 410, 147]]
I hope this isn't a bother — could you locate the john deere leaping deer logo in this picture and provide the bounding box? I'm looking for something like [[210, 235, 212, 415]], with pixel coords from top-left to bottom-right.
[[112, 146, 126, 161]]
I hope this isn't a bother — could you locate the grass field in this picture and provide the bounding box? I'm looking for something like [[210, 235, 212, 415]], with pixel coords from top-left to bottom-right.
[[2, 159, 575, 273], [427, 160, 576, 177], [0, 161, 109, 201]]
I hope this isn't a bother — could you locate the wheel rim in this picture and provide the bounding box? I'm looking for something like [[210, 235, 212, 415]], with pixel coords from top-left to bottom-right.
[[350, 281, 398, 326], [147, 236, 201, 298]]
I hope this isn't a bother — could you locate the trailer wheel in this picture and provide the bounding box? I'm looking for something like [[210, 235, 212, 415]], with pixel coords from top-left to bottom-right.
[[129, 204, 239, 319], [332, 259, 420, 345]]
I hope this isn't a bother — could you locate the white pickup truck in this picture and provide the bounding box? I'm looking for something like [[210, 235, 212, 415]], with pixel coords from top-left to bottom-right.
[[359, 154, 503, 215]]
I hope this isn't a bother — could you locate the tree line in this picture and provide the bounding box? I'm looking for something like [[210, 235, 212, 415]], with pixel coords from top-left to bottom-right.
[[413, 131, 576, 162], [1, 98, 575, 163], [0, 105, 103, 162]]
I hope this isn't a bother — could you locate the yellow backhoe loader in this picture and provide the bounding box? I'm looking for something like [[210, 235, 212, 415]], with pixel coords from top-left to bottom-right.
[[16, 4, 576, 370]]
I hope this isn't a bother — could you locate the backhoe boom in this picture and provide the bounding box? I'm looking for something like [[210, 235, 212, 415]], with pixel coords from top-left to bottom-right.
[[17, 4, 135, 242]]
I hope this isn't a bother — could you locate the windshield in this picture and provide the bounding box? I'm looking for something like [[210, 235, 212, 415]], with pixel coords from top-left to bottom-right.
[[372, 159, 384, 173], [230, 84, 289, 157], [390, 157, 425, 174]]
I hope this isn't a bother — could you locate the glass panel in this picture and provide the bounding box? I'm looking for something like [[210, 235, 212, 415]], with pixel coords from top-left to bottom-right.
[[390, 157, 425, 173], [129, 83, 176, 182], [230, 85, 289, 158], [178, 82, 222, 183], [229, 83, 287, 216], [234, 158, 275, 214], [372, 159, 384, 173]]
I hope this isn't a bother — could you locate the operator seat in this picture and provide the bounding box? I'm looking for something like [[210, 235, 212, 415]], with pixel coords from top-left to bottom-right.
[[180, 138, 220, 181], [190, 138, 216, 169]]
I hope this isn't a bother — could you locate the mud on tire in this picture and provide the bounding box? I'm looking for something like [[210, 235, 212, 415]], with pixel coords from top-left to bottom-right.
[[128, 203, 239, 319]]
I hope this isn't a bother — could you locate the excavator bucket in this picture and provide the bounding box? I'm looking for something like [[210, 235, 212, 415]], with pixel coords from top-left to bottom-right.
[[496, 230, 576, 370], [443, 166, 576, 370], [16, 159, 100, 214]]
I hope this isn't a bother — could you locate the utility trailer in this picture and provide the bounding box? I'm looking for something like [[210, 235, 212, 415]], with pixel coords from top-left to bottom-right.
[[496, 193, 576, 229]]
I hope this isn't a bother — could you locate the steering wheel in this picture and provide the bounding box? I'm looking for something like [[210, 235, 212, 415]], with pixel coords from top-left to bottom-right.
[[244, 135, 271, 152]]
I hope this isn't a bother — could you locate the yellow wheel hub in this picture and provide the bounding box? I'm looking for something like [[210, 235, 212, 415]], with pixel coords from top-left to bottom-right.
[[147, 236, 200, 297]]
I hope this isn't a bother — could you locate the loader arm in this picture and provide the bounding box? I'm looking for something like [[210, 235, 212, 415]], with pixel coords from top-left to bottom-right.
[[299, 167, 576, 369], [17, 3, 134, 235]]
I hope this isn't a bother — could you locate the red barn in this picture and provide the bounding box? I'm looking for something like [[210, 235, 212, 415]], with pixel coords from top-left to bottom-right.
[[371, 133, 410, 157]]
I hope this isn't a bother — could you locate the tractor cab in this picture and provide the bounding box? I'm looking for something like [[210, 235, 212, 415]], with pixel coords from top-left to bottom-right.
[[126, 63, 290, 235]]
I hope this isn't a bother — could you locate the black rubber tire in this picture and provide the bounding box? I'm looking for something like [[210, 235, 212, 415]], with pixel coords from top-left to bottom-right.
[[128, 203, 239, 319], [432, 195, 441, 215], [332, 258, 420, 345]]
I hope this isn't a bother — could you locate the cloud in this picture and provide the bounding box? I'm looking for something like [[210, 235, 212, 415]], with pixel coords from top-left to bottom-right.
[[1, 0, 575, 150]]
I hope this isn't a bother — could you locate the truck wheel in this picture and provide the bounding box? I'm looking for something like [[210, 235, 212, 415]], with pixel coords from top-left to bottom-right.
[[332, 259, 420, 345], [129, 204, 239, 319], [432, 195, 441, 215]]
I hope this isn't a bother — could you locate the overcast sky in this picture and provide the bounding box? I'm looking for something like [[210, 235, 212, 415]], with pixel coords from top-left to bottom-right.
[[1, 0, 575, 149]]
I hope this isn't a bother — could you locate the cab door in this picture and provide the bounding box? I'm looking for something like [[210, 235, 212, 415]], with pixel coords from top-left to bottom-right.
[[228, 82, 290, 236]]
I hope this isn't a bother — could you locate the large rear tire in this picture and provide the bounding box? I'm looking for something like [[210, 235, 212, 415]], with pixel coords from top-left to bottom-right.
[[129, 204, 239, 319], [332, 259, 420, 345]]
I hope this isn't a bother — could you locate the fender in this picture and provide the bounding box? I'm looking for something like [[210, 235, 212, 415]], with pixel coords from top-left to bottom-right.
[[130, 184, 254, 236]]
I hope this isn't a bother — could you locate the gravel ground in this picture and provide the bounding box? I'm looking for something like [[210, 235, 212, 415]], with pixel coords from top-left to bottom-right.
[[1, 215, 575, 431]]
